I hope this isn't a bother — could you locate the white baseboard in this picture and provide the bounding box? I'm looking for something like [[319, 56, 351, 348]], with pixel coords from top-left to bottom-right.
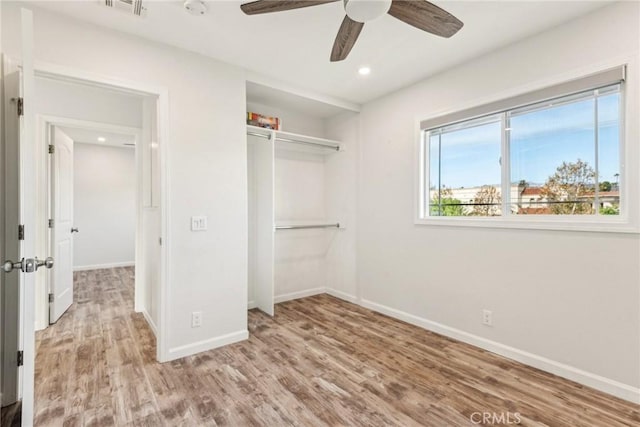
[[360, 298, 640, 404], [73, 261, 135, 272], [274, 287, 325, 304], [140, 309, 157, 337], [325, 288, 359, 304], [247, 288, 358, 310], [167, 330, 248, 362]]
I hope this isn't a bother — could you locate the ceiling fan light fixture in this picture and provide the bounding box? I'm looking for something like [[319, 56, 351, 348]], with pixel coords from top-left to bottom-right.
[[344, 0, 392, 23]]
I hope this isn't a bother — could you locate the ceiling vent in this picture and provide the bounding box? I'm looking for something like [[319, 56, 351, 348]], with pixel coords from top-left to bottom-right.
[[104, 0, 146, 17]]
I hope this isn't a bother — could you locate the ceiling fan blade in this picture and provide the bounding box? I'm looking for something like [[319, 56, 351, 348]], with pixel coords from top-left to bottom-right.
[[388, 0, 463, 38], [331, 15, 364, 62], [241, 0, 339, 15]]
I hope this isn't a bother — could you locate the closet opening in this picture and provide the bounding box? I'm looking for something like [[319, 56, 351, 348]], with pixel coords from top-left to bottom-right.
[[245, 81, 360, 320]]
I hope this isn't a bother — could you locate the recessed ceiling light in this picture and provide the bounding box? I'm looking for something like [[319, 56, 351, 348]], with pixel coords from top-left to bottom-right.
[[358, 66, 371, 76], [97, 137, 106, 142]]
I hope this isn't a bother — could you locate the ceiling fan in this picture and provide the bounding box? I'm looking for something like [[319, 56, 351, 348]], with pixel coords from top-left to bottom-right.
[[240, 0, 463, 62]]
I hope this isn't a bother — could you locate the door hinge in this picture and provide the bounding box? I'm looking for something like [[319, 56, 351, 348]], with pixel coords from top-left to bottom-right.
[[18, 224, 25, 241], [17, 351, 23, 367], [159, 237, 162, 246], [48, 219, 54, 228], [16, 97, 23, 116], [49, 293, 54, 303], [49, 144, 55, 154]]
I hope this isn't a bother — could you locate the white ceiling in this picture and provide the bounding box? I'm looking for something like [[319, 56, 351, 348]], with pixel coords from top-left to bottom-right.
[[29, 1, 611, 105], [59, 126, 137, 147], [247, 81, 352, 118]]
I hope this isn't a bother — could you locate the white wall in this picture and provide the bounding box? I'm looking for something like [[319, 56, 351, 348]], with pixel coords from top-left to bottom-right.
[[273, 148, 328, 299], [324, 112, 360, 302], [355, 1, 640, 401], [73, 142, 135, 270], [35, 77, 143, 128], [247, 101, 326, 137], [1, 2, 248, 359]]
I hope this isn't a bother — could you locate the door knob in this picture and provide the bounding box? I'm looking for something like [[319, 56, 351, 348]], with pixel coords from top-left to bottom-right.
[[71, 227, 79, 233], [35, 257, 54, 270], [2, 259, 23, 273]]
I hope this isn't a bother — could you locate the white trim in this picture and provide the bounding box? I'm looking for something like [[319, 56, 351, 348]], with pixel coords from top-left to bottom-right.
[[414, 55, 640, 234], [414, 216, 639, 234], [29, 59, 171, 364], [414, 55, 636, 127], [325, 288, 359, 304], [359, 298, 640, 404], [73, 261, 135, 272], [141, 309, 157, 337], [248, 288, 358, 311], [167, 330, 248, 362], [274, 287, 325, 304]]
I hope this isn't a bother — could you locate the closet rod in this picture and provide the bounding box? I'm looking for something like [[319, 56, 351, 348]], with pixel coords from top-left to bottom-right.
[[276, 136, 340, 151], [247, 131, 271, 139], [247, 131, 340, 151], [275, 223, 340, 230]]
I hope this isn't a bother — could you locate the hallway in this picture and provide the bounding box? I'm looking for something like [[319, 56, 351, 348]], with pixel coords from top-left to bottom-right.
[[34, 267, 156, 425]]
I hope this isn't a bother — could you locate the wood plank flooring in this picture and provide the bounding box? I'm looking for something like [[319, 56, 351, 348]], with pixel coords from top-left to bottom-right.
[[1, 401, 21, 427], [34, 267, 640, 426]]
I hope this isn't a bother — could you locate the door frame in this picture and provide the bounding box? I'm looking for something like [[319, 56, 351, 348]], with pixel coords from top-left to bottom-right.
[[37, 116, 144, 329], [29, 61, 171, 363]]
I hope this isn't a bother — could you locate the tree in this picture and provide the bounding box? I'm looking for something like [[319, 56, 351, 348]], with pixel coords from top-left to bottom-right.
[[599, 181, 612, 192], [600, 205, 619, 215], [470, 186, 501, 216], [539, 160, 596, 214], [430, 187, 465, 216]]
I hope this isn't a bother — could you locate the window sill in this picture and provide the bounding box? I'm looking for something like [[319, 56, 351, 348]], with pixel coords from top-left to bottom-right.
[[415, 216, 639, 234]]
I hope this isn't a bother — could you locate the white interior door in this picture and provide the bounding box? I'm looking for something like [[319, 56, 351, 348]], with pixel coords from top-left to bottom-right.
[[1, 8, 38, 425], [1, 60, 24, 411], [49, 127, 74, 323]]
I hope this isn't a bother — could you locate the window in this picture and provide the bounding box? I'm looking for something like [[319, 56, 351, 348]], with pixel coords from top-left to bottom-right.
[[419, 67, 629, 230]]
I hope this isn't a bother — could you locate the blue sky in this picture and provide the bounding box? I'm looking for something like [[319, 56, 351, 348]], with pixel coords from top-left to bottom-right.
[[429, 91, 620, 189]]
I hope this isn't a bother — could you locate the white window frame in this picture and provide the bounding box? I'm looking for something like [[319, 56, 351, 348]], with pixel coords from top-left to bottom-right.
[[415, 63, 639, 233]]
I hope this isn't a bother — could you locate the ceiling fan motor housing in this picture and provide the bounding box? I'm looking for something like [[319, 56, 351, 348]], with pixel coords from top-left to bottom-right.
[[344, 0, 392, 23]]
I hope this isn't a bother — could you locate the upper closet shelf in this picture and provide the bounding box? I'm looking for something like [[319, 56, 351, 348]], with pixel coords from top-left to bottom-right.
[[246, 125, 342, 153]]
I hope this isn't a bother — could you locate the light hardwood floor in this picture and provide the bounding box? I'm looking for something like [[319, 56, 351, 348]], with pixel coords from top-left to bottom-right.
[[34, 267, 639, 426]]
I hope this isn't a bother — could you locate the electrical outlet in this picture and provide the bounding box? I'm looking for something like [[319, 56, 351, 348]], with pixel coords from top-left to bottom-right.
[[482, 309, 493, 326], [191, 311, 202, 328], [191, 216, 207, 231]]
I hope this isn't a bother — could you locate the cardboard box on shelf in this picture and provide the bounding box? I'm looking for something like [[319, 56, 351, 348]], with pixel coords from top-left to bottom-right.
[[247, 112, 281, 130]]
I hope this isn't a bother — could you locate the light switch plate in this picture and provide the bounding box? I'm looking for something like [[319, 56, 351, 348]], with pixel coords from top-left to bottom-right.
[[191, 216, 208, 231]]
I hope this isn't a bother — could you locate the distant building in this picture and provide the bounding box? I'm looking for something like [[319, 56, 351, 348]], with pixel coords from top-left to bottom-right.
[[431, 182, 619, 215]]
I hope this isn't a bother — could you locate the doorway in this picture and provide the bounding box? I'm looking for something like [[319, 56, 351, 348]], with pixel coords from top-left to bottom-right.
[[44, 123, 141, 327], [1, 42, 170, 425]]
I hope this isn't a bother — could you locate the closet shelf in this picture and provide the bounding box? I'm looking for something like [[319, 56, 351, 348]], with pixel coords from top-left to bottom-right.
[[247, 125, 342, 152]]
